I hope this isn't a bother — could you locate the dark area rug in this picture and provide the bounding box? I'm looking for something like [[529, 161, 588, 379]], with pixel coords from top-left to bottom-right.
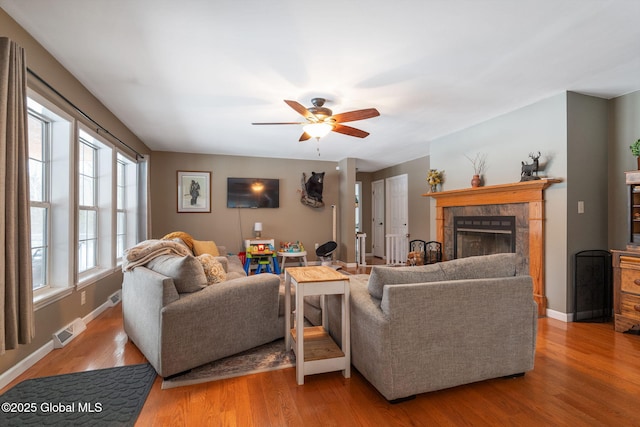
[[162, 338, 295, 389], [0, 363, 156, 426]]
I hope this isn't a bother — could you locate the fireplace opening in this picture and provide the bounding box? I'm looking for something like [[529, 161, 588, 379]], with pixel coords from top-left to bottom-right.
[[454, 216, 516, 259]]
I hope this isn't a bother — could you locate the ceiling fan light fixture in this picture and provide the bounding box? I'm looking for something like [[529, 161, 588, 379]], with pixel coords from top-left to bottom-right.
[[303, 122, 333, 139]]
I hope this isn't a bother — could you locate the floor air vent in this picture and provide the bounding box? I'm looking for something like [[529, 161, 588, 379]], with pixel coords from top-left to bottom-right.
[[52, 318, 86, 349], [108, 290, 122, 306]]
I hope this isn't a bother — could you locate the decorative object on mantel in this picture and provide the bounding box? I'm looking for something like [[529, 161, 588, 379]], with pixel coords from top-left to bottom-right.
[[427, 169, 444, 192], [630, 138, 640, 170], [520, 151, 542, 182], [465, 152, 487, 187]]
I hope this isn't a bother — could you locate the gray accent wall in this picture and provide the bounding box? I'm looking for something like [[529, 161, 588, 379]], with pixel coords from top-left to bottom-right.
[[566, 92, 609, 312], [609, 91, 640, 250]]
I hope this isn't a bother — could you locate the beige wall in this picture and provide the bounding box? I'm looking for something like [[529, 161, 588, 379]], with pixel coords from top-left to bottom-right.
[[0, 9, 151, 375], [149, 152, 344, 261]]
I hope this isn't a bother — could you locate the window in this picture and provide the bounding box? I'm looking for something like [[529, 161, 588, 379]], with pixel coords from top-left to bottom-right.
[[26, 89, 145, 307], [116, 159, 126, 259], [78, 136, 98, 273], [28, 109, 50, 291]]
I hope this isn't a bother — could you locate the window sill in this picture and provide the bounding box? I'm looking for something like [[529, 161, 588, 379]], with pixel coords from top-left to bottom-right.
[[77, 267, 121, 290], [34, 286, 73, 311]]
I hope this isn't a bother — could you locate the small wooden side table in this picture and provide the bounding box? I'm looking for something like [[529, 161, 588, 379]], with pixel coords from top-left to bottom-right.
[[284, 266, 350, 385]]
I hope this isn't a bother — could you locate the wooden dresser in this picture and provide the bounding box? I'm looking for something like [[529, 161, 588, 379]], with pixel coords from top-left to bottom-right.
[[612, 250, 640, 332]]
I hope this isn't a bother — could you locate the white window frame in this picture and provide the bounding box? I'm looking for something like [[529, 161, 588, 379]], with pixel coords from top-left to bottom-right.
[[27, 87, 144, 303], [27, 91, 75, 309]]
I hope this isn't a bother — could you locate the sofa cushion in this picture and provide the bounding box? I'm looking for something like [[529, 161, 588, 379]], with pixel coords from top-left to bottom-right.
[[197, 254, 227, 285], [367, 264, 446, 300], [145, 254, 207, 293], [193, 239, 220, 257], [439, 253, 516, 281]]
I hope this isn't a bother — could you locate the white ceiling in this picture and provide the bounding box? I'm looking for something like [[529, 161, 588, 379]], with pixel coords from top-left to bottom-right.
[[2, 0, 639, 171]]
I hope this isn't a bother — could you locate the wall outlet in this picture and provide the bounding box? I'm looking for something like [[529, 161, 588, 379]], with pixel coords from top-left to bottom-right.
[[80, 290, 86, 305], [578, 200, 585, 214]]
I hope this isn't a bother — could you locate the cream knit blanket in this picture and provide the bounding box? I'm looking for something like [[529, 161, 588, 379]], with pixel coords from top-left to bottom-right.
[[122, 239, 191, 272]]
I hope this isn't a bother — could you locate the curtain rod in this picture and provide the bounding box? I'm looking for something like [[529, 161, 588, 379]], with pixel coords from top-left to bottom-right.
[[26, 67, 144, 161]]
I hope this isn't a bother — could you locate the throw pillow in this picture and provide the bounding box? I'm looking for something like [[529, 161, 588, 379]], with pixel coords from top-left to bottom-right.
[[162, 231, 195, 253], [145, 254, 207, 293], [197, 254, 227, 285], [367, 264, 446, 300], [439, 253, 516, 281], [192, 239, 220, 257]]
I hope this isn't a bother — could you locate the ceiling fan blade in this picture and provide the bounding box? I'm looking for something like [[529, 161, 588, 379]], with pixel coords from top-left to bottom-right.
[[331, 108, 380, 123], [299, 132, 312, 142], [251, 122, 305, 125], [332, 123, 370, 138], [284, 100, 319, 121]]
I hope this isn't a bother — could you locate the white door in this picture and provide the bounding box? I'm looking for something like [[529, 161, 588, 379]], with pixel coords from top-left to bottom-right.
[[372, 179, 385, 258], [386, 174, 408, 238]]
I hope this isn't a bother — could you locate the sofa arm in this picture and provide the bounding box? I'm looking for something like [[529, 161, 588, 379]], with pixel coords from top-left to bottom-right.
[[122, 267, 180, 371], [343, 280, 396, 393]]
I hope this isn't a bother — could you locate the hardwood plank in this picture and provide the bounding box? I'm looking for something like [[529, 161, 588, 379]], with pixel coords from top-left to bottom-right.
[[2, 291, 640, 426]]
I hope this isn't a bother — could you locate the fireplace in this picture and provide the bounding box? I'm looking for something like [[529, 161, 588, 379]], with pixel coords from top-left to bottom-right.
[[424, 179, 561, 316], [454, 216, 515, 258]]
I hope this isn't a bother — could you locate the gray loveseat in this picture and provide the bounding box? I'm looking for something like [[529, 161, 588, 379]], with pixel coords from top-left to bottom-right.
[[327, 253, 537, 401], [122, 242, 285, 378]]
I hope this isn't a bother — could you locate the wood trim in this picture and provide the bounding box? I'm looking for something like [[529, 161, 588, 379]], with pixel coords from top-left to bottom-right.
[[424, 179, 561, 316]]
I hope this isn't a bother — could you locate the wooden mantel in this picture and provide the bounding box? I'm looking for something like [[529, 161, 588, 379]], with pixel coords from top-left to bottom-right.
[[424, 179, 561, 316]]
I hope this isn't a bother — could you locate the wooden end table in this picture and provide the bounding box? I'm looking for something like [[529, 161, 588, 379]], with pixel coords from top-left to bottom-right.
[[284, 266, 350, 385]]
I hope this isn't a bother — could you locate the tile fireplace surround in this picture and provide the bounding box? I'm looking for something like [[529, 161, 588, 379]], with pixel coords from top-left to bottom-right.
[[425, 179, 561, 316]]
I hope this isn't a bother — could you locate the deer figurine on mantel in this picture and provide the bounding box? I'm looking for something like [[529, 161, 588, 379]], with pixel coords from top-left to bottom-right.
[[520, 152, 541, 181]]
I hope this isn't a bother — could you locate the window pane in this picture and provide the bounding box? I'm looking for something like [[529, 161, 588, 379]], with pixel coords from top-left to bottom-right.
[[79, 175, 95, 206], [78, 209, 97, 240], [32, 247, 46, 290], [117, 211, 125, 234], [28, 114, 44, 162], [30, 207, 46, 247], [30, 206, 47, 290], [117, 235, 125, 259], [79, 142, 95, 176], [117, 186, 124, 210], [29, 158, 44, 202]]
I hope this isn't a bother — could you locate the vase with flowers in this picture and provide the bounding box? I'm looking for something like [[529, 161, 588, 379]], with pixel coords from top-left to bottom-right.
[[465, 153, 487, 188], [630, 139, 640, 170], [427, 169, 444, 192]]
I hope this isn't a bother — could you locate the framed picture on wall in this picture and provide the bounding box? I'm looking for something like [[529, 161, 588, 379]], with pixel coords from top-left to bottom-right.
[[177, 171, 211, 213]]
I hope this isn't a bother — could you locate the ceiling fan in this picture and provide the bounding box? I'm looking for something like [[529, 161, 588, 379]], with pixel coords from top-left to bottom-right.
[[252, 98, 380, 141]]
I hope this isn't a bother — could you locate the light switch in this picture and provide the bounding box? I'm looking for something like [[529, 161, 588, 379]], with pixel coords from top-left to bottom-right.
[[578, 201, 584, 214]]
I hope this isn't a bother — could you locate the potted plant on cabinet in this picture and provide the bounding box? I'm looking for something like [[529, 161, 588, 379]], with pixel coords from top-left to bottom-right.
[[630, 139, 640, 170]]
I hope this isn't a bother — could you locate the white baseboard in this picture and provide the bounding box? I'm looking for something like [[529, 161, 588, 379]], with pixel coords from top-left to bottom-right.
[[546, 308, 570, 322], [0, 292, 122, 390], [0, 341, 54, 390]]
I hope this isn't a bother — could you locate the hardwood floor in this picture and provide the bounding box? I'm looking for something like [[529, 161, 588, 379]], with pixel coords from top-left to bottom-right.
[[2, 279, 640, 425]]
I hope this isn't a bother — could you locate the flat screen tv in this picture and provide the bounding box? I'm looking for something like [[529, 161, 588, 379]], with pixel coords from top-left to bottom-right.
[[227, 178, 280, 208]]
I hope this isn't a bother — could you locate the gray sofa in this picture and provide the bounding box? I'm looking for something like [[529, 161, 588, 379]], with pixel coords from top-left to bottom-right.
[[327, 253, 537, 401], [122, 249, 285, 378]]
